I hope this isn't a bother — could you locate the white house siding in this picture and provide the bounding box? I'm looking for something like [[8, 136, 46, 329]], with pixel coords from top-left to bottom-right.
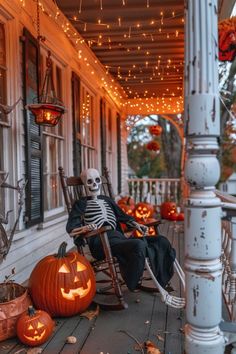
[[0, 0, 128, 283]]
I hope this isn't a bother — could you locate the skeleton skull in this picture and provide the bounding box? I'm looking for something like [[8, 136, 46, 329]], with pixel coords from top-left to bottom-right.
[[80, 168, 101, 197]]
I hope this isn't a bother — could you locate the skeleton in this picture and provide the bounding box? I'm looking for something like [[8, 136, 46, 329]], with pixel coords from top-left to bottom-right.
[[71, 168, 185, 309]]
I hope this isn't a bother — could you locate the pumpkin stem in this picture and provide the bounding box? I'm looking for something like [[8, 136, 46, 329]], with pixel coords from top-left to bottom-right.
[[28, 306, 36, 317], [57, 242, 68, 258]]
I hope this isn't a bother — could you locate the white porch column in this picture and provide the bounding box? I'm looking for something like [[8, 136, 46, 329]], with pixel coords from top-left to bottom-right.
[[184, 1, 225, 353]]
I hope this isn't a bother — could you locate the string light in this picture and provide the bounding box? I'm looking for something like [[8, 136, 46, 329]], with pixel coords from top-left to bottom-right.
[[79, 0, 82, 13]]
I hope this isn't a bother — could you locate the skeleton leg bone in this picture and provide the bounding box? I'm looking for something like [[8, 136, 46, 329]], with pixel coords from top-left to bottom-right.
[[145, 258, 185, 309], [174, 259, 186, 291]]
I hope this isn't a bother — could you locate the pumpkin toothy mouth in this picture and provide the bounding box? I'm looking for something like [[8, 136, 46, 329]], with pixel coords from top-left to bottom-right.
[[24, 329, 46, 342], [61, 279, 91, 300]]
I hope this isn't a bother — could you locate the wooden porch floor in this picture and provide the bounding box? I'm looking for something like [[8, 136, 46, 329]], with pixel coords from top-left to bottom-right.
[[0, 222, 185, 354]]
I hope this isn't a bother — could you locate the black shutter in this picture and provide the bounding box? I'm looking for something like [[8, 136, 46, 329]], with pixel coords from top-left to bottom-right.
[[71, 73, 81, 175], [116, 113, 122, 194], [22, 28, 43, 227], [100, 98, 107, 172]]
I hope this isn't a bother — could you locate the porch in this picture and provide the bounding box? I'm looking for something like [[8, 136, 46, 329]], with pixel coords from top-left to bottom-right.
[[0, 221, 185, 354]]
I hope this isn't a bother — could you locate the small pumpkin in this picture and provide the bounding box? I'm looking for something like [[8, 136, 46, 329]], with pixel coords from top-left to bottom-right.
[[134, 202, 154, 221], [177, 212, 184, 221], [160, 202, 177, 220], [168, 212, 179, 221], [146, 141, 160, 152], [117, 196, 135, 207], [16, 306, 54, 346], [29, 242, 96, 317], [149, 125, 163, 136], [119, 203, 135, 216]]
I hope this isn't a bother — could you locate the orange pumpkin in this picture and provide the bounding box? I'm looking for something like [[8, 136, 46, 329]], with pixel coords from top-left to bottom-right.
[[117, 196, 135, 207], [177, 212, 184, 221], [160, 202, 177, 220], [29, 242, 96, 317], [134, 202, 154, 221], [149, 125, 163, 136], [146, 141, 160, 152], [133, 218, 157, 237], [168, 212, 179, 221], [119, 203, 135, 216], [16, 306, 54, 346]]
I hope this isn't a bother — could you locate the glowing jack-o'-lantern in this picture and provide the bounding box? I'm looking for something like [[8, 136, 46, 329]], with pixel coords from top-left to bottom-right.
[[119, 203, 135, 216], [16, 306, 54, 346], [29, 242, 96, 317], [117, 196, 135, 207], [134, 202, 154, 221], [133, 218, 157, 237], [160, 202, 177, 220]]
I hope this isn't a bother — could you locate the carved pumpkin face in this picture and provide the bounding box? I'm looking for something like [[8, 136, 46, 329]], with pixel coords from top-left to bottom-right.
[[16, 306, 54, 347], [134, 202, 154, 221], [160, 202, 177, 220], [29, 242, 96, 317], [119, 203, 135, 216]]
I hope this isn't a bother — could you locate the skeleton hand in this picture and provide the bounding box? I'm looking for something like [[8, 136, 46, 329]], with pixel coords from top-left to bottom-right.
[[130, 221, 148, 236]]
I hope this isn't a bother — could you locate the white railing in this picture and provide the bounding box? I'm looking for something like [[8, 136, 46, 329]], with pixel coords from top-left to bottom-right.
[[127, 178, 181, 205], [216, 190, 236, 321]]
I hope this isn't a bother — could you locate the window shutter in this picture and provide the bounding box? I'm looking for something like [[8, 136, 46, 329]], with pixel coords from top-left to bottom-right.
[[116, 113, 122, 194], [100, 98, 107, 172], [71, 72, 81, 175], [22, 28, 43, 227]]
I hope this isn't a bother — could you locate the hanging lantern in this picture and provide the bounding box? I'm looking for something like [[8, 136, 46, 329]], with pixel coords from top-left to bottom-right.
[[218, 17, 236, 62], [149, 125, 162, 136], [146, 140, 160, 152], [26, 51, 66, 126], [26, 0, 66, 126]]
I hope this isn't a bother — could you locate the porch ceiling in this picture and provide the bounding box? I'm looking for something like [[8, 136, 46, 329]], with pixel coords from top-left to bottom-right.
[[56, 0, 184, 103]]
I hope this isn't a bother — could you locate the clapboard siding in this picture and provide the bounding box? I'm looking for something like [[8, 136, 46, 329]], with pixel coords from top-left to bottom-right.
[[0, 219, 73, 283]]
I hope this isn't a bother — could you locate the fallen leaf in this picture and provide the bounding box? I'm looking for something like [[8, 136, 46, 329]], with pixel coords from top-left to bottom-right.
[[80, 305, 99, 320], [145, 340, 161, 354], [156, 334, 164, 342], [26, 348, 42, 354], [145, 320, 150, 324]]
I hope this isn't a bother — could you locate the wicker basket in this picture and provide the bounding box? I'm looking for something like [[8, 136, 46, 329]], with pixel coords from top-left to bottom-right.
[[0, 283, 32, 341]]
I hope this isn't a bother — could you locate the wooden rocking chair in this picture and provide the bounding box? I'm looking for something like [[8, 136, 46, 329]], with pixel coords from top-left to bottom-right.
[[58, 167, 182, 310]]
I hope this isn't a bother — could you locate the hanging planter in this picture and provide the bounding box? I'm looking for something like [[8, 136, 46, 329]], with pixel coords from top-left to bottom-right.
[[149, 125, 162, 136], [26, 51, 66, 126], [218, 16, 236, 62], [146, 140, 160, 152]]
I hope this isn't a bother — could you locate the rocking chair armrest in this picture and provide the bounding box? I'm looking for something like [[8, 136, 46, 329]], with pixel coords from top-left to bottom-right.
[[70, 225, 112, 240]]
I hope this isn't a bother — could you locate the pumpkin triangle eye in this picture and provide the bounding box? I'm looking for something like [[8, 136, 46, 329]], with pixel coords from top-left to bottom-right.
[[37, 321, 44, 329], [77, 261, 87, 272], [28, 324, 34, 330], [59, 264, 70, 273]]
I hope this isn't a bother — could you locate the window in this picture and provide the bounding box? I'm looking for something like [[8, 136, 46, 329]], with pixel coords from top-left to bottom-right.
[[42, 56, 64, 216], [80, 86, 95, 170]]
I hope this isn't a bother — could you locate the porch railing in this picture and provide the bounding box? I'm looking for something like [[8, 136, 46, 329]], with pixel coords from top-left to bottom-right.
[[216, 190, 236, 321], [127, 178, 181, 206]]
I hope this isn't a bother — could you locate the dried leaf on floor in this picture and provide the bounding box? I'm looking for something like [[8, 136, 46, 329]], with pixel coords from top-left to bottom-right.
[[26, 348, 42, 354], [145, 320, 150, 324], [80, 305, 99, 320], [155, 334, 164, 342], [145, 340, 161, 354]]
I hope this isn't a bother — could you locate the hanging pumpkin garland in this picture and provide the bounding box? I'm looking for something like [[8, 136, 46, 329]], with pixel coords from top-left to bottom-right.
[[146, 140, 160, 152], [149, 125, 163, 136], [218, 16, 236, 62]]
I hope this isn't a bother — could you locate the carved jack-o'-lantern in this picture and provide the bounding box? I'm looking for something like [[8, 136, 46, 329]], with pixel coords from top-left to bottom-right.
[[29, 242, 96, 317], [160, 202, 177, 220], [119, 203, 135, 216], [16, 306, 54, 346], [149, 125, 163, 136], [133, 218, 157, 237], [134, 202, 154, 221]]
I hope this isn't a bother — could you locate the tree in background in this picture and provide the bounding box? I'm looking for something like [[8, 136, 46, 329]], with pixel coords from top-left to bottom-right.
[[127, 116, 181, 178]]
